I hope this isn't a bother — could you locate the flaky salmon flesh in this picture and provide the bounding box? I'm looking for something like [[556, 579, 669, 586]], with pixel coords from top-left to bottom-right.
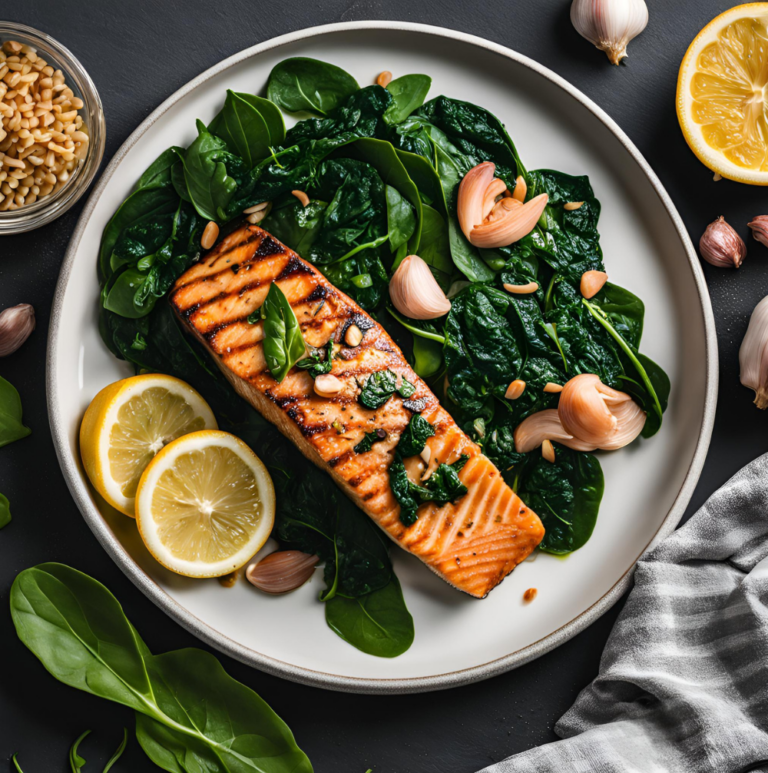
[[170, 225, 544, 598]]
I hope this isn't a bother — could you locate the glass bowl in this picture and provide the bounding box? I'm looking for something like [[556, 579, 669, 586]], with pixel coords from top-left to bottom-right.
[[0, 22, 105, 234]]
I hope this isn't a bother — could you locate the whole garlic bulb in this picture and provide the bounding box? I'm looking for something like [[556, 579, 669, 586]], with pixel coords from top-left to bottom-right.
[[389, 254, 451, 320], [699, 216, 746, 268], [571, 0, 649, 65], [739, 296, 768, 409]]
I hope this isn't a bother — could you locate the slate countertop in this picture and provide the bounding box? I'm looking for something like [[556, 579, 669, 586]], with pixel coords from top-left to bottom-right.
[[2, 1, 763, 770]]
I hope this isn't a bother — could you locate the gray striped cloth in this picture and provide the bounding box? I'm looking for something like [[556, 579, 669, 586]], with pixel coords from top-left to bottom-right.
[[481, 453, 768, 773]]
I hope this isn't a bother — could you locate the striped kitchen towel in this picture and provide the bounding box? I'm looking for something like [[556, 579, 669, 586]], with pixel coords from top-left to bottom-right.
[[481, 453, 768, 773]]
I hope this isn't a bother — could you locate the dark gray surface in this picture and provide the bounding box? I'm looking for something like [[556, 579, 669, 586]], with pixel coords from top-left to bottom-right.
[[0, 0, 762, 770]]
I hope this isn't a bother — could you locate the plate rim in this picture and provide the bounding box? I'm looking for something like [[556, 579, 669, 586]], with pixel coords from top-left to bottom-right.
[[46, 20, 718, 695]]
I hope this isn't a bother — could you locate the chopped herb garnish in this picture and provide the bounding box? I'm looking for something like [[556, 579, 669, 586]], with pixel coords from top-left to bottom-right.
[[246, 309, 261, 324], [332, 419, 345, 434], [354, 428, 387, 454], [397, 377, 416, 398], [359, 369, 398, 410], [131, 332, 147, 351], [297, 339, 334, 378], [313, 300, 325, 316], [397, 414, 435, 458]]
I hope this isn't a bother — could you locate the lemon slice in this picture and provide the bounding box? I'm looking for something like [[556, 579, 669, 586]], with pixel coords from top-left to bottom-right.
[[135, 430, 275, 577], [80, 374, 217, 517], [678, 3, 768, 184]]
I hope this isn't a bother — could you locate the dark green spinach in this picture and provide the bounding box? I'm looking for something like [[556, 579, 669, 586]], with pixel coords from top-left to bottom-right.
[[296, 339, 334, 378], [397, 414, 435, 457], [267, 57, 359, 116], [384, 74, 432, 125], [359, 369, 399, 409], [209, 90, 271, 167], [354, 428, 387, 454]]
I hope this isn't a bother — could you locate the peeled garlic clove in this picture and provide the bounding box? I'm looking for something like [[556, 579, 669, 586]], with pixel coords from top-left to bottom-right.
[[739, 295, 768, 409], [314, 373, 344, 398], [0, 303, 35, 357], [513, 408, 597, 453], [469, 194, 548, 249], [458, 162, 496, 241], [559, 373, 645, 449], [559, 374, 617, 446], [389, 254, 452, 320], [246, 551, 319, 594], [699, 216, 746, 268], [748, 216, 768, 248], [570, 0, 649, 66]]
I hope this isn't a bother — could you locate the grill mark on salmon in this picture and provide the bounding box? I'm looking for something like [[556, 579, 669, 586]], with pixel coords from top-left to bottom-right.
[[170, 224, 544, 598]]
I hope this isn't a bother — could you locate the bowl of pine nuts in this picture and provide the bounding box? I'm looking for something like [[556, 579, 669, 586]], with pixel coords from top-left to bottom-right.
[[0, 22, 105, 233]]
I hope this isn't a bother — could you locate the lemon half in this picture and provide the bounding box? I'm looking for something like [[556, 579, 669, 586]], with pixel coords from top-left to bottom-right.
[[80, 374, 217, 517], [135, 430, 275, 578], [678, 3, 768, 184]]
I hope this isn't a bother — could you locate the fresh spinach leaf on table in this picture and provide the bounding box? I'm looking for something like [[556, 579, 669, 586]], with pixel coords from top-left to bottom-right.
[[0, 375, 31, 448], [267, 57, 360, 117], [69, 730, 89, 772], [0, 492, 10, 530], [325, 576, 414, 658], [11, 563, 313, 773], [384, 74, 432, 125], [260, 283, 306, 383]]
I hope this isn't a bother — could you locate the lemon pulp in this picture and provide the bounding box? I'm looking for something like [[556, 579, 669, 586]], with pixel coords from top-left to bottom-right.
[[149, 446, 265, 563], [691, 15, 768, 171], [109, 386, 208, 498]]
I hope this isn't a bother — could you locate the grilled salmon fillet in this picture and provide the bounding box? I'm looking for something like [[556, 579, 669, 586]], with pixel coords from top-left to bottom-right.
[[170, 225, 544, 598]]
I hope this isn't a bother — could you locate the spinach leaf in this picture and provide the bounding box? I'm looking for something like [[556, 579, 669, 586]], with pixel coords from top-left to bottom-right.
[[386, 184, 416, 253], [209, 90, 271, 167], [237, 94, 286, 146], [0, 375, 31, 447], [325, 576, 414, 658], [387, 307, 446, 343], [263, 197, 328, 256], [359, 369, 398, 409], [388, 456, 422, 525], [99, 148, 179, 280], [267, 57, 359, 116], [397, 414, 435, 457], [413, 336, 444, 379], [516, 447, 604, 554], [296, 339, 334, 378], [69, 730, 89, 772], [398, 377, 416, 398], [11, 563, 313, 773], [354, 428, 387, 454], [0, 492, 10, 529], [261, 283, 306, 383], [103, 729, 128, 773], [176, 120, 241, 221], [384, 74, 432, 124], [418, 204, 453, 279], [589, 282, 645, 349]]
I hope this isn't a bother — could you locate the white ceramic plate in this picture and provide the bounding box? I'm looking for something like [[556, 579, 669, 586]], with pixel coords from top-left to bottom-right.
[[47, 22, 717, 694]]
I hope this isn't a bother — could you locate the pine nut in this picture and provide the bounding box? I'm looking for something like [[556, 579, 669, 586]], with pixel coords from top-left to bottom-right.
[[543, 382, 564, 393], [344, 324, 363, 347], [564, 201, 584, 211], [505, 379, 526, 400], [377, 71, 393, 87], [542, 439, 556, 463], [314, 374, 344, 398], [243, 201, 270, 214], [503, 281, 539, 295], [201, 221, 219, 250], [292, 190, 310, 207]]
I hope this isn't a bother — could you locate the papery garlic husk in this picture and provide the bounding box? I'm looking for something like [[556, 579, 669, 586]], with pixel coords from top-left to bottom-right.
[[699, 216, 746, 268], [246, 550, 318, 594], [748, 216, 768, 248], [739, 295, 768, 409], [389, 254, 451, 320], [0, 303, 35, 357], [558, 374, 646, 449], [571, 0, 649, 65], [513, 409, 597, 453]]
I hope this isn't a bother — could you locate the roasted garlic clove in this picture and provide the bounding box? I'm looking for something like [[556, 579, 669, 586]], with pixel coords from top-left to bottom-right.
[[457, 162, 548, 249], [246, 550, 319, 594], [739, 295, 768, 409], [0, 303, 35, 356], [314, 374, 344, 398], [389, 254, 452, 320], [513, 408, 597, 453], [699, 216, 746, 268], [559, 374, 645, 449]]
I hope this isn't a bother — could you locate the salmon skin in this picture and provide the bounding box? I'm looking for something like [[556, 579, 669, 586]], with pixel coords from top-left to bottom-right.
[[170, 225, 544, 598]]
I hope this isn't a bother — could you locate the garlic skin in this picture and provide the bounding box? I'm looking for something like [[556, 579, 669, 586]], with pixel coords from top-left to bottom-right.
[[739, 295, 768, 409], [571, 0, 649, 65], [0, 304, 35, 357], [389, 254, 452, 320], [748, 216, 768, 248], [699, 216, 746, 268]]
